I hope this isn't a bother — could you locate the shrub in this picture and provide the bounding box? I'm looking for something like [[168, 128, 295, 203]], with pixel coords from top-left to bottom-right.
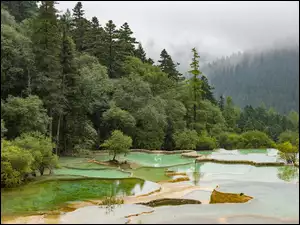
[[278, 131, 299, 145], [277, 141, 298, 164], [2, 95, 49, 139], [101, 130, 132, 161], [197, 132, 217, 150], [12, 132, 58, 175], [173, 129, 198, 150], [241, 130, 275, 149], [1, 139, 34, 187], [217, 133, 244, 150]]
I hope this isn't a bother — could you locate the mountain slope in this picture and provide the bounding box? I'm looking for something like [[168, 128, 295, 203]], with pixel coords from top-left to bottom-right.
[[203, 46, 299, 114]]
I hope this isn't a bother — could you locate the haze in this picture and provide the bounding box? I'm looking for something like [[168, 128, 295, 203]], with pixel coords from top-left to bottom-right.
[[56, 1, 299, 72]]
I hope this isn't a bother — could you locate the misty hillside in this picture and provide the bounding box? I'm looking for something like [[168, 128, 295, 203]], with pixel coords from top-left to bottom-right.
[[203, 46, 299, 114]]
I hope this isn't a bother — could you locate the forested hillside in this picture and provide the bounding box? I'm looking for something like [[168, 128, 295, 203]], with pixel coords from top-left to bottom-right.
[[203, 47, 299, 114], [1, 1, 299, 188]]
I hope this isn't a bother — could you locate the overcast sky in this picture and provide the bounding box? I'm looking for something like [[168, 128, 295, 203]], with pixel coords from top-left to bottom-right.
[[56, 1, 299, 72]]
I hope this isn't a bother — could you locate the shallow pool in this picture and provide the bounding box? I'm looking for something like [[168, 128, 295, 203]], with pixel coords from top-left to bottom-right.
[[1, 178, 159, 216]]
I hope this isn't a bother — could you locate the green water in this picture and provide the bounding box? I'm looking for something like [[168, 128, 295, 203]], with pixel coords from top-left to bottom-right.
[[1, 178, 159, 216], [58, 157, 112, 170], [53, 168, 131, 178], [94, 152, 194, 167], [131, 167, 170, 182], [2, 149, 299, 221]]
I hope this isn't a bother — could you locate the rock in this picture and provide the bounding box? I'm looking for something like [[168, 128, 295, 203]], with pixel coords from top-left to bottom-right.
[[137, 198, 201, 207], [209, 189, 253, 204], [165, 171, 187, 177], [168, 176, 190, 183]]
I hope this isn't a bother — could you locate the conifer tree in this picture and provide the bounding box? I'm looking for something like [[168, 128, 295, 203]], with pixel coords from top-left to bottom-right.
[[188, 48, 203, 128], [218, 95, 225, 111], [85, 16, 105, 60], [103, 20, 120, 78], [158, 49, 182, 81], [118, 22, 137, 56], [71, 1, 89, 52], [146, 58, 155, 65], [134, 42, 147, 63], [201, 75, 217, 104], [31, 1, 62, 140], [58, 10, 78, 154], [1, 1, 38, 22]]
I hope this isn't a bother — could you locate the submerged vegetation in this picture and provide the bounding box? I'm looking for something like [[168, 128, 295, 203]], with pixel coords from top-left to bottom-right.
[[1, 0, 298, 195]]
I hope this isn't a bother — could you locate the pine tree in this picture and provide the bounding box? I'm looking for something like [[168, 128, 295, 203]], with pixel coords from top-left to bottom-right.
[[218, 95, 225, 111], [58, 10, 78, 154], [188, 47, 203, 128], [201, 75, 217, 104], [85, 16, 105, 59], [158, 49, 182, 81], [31, 1, 62, 140], [103, 20, 120, 78], [91, 16, 99, 28], [71, 1, 89, 52], [134, 42, 147, 63], [118, 22, 137, 56], [146, 58, 154, 65]]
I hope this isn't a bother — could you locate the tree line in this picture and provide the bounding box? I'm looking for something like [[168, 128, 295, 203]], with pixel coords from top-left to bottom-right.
[[1, 1, 299, 188], [203, 47, 299, 114]]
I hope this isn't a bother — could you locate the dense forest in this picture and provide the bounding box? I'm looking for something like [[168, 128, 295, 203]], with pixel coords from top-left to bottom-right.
[[203, 47, 299, 114], [1, 1, 299, 187]]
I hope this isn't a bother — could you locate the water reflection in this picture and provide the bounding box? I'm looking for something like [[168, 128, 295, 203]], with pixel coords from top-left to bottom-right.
[[1, 178, 156, 216], [277, 166, 299, 182], [169, 162, 298, 184], [192, 161, 202, 186]]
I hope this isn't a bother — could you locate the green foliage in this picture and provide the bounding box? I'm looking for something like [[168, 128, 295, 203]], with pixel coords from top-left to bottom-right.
[[13, 132, 58, 175], [134, 102, 167, 149], [277, 141, 299, 164], [1, 139, 34, 187], [1, 119, 7, 137], [205, 48, 299, 114], [278, 131, 299, 145], [277, 166, 299, 182], [134, 42, 147, 63], [103, 103, 136, 134], [217, 133, 244, 150], [1, 1, 38, 22], [197, 132, 217, 150], [71, 1, 90, 52], [31, 1, 63, 113], [186, 48, 204, 129], [101, 130, 132, 161], [223, 96, 240, 132], [200, 75, 217, 104], [2, 95, 50, 139], [1, 1, 297, 191], [237, 105, 294, 141], [241, 130, 275, 149], [1, 7, 34, 99], [197, 100, 227, 135], [158, 49, 182, 81], [174, 129, 198, 150]]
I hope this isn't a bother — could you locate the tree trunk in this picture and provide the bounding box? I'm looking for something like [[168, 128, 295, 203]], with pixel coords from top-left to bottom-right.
[[56, 113, 62, 155], [193, 76, 197, 128], [39, 166, 45, 176], [49, 166, 53, 175], [49, 109, 53, 141], [113, 152, 116, 161], [27, 67, 31, 95]]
